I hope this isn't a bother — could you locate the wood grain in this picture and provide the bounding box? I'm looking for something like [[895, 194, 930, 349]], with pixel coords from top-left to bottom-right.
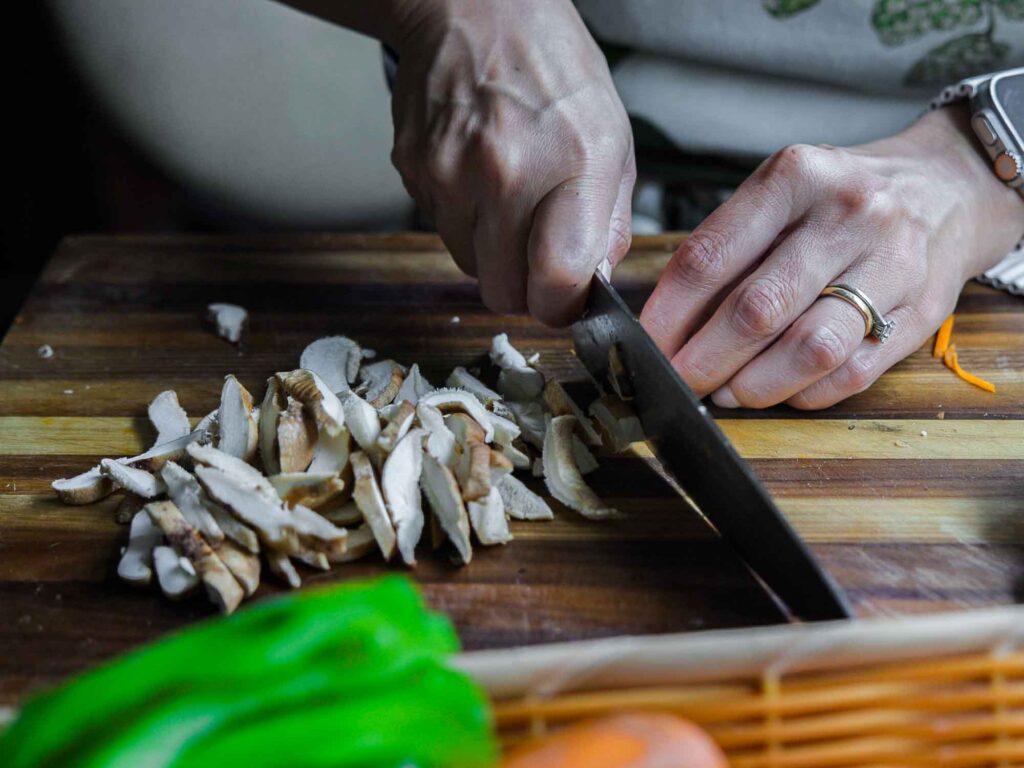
[[1, 233, 1022, 707]]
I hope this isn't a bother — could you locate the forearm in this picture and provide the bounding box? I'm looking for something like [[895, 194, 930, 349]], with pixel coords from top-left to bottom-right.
[[272, 0, 427, 50]]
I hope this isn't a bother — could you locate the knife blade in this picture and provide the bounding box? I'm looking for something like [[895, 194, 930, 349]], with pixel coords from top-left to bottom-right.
[[572, 272, 852, 621]]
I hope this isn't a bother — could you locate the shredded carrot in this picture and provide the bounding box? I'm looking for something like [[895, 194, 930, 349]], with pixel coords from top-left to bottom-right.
[[943, 344, 996, 394], [933, 314, 954, 358]]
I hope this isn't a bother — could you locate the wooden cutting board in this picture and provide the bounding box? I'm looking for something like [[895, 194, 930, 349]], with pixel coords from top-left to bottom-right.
[[1, 233, 1022, 707]]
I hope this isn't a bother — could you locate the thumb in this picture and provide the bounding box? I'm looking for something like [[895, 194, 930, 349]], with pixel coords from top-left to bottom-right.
[[526, 173, 622, 327]]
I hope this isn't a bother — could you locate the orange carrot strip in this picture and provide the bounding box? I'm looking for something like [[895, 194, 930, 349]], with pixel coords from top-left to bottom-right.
[[943, 345, 996, 394], [933, 314, 954, 358]]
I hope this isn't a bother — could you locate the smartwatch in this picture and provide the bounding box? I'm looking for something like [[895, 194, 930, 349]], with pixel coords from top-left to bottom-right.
[[932, 67, 1024, 294]]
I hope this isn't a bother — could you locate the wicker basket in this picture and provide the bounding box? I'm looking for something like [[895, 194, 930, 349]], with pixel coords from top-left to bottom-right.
[[458, 606, 1024, 767]]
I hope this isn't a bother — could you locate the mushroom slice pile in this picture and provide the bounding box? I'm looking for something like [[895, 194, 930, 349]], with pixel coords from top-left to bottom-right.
[[217, 375, 259, 461], [56, 330, 645, 614], [148, 391, 191, 444], [207, 303, 247, 344], [543, 416, 619, 519], [299, 336, 362, 395]]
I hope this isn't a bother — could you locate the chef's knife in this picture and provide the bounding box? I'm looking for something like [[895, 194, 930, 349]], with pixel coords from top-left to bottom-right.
[[572, 272, 852, 621]]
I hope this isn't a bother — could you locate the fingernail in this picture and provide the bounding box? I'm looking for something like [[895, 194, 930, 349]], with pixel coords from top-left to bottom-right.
[[711, 385, 740, 409]]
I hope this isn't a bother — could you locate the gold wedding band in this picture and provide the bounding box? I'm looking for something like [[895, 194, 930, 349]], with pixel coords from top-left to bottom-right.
[[820, 284, 896, 343]]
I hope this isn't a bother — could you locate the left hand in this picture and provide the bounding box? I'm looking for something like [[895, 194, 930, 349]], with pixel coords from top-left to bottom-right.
[[639, 105, 1024, 410]]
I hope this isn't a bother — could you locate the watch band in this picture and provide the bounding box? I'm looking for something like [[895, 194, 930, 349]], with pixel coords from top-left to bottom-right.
[[931, 73, 1024, 294]]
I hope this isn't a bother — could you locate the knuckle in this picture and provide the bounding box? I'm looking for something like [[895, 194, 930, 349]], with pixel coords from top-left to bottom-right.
[[475, 133, 525, 198], [731, 277, 794, 337], [763, 143, 822, 183], [798, 324, 849, 372], [669, 230, 730, 285]]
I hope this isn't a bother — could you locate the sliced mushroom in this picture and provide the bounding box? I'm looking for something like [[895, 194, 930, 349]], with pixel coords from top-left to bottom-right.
[[145, 500, 245, 614], [588, 395, 645, 453], [339, 391, 382, 456], [187, 443, 278, 504], [193, 465, 297, 552], [277, 397, 316, 473], [290, 504, 348, 558], [160, 461, 224, 543], [531, 456, 544, 478], [267, 551, 301, 589], [359, 360, 406, 408], [258, 377, 286, 475], [416, 403, 456, 466], [444, 412, 487, 446], [125, 430, 205, 472], [489, 411, 522, 446], [100, 459, 165, 498], [496, 367, 546, 403], [499, 440, 531, 470], [419, 389, 494, 442], [114, 492, 146, 525], [294, 551, 330, 571], [212, 539, 260, 596], [205, 500, 260, 554], [542, 380, 602, 446], [299, 336, 362, 395], [275, 369, 346, 437], [467, 486, 513, 545], [420, 454, 472, 564], [459, 441, 493, 502], [327, 524, 376, 563], [52, 467, 114, 505], [381, 428, 427, 565], [153, 545, 201, 599], [320, 501, 362, 527], [572, 436, 600, 476], [506, 400, 547, 450], [394, 363, 434, 405], [606, 343, 634, 401], [194, 409, 219, 444], [308, 426, 351, 475], [446, 367, 512, 419], [377, 400, 415, 455], [217, 375, 259, 461], [543, 415, 619, 519], [489, 333, 530, 369], [497, 474, 554, 521], [269, 472, 346, 510], [148, 390, 190, 445], [117, 510, 163, 585], [207, 303, 248, 344], [350, 451, 397, 561]]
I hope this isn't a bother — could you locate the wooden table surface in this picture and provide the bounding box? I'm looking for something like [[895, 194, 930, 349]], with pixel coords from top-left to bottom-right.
[[1, 233, 1022, 707]]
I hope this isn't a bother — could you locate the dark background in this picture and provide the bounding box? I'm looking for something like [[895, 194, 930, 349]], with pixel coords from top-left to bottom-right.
[[2, 5, 206, 338]]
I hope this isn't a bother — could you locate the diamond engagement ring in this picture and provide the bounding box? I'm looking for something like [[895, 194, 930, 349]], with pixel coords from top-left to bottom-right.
[[819, 284, 896, 343]]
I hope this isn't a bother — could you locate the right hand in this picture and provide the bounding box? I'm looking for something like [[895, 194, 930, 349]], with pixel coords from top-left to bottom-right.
[[387, 0, 635, 325]]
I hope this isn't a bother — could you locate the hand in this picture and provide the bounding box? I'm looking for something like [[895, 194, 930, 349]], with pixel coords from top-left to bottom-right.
[[387, 0, 635, 325], [640, 105, 1024, 410]]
